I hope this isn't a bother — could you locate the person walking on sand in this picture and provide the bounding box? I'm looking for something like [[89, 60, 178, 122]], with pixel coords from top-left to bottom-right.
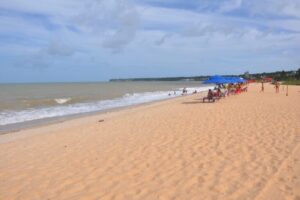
[[261, 80, 264, 92]]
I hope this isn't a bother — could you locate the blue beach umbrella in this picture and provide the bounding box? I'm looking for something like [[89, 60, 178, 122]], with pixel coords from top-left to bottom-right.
[[225, 77, 246, 83], [203, 75, 228, 84], [204, 76, 246, 84], [238, 77, 246, 83], [224, 77, 238, 84], [233, 77, 246, 83]]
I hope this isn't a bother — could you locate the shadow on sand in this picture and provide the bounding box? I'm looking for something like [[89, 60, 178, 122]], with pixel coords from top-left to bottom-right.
[[182, 100, 215, 104]]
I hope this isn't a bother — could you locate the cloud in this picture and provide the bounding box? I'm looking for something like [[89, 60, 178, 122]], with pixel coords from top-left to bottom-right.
[[46, 41, 75, 56], [1, 0, 300, 81], [244, 0, 300, 18], [102, 2, 140, 52], [218, 0, 243, 13], [71, 0, 140, 52], [155, 33, 172, 45], [183, 22, 236, 38], [2, 0, 141, 51], [12, 41, 76, 69]]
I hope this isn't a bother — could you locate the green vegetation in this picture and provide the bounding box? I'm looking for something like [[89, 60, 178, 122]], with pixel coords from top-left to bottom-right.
[[109, 68, 300, 83], [277, 68, 300, 85], [110, 76, 210, 82], [247, 70, 296, 80], [282, 80, 300, 85]]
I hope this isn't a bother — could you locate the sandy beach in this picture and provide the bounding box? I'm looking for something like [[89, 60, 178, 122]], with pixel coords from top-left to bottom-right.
[[0, 83, 299, 200]]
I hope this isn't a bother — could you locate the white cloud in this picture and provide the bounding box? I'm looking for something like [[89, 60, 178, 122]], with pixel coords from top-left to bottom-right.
[[69, 0, 140, 52], [218, 0, 243, 13]]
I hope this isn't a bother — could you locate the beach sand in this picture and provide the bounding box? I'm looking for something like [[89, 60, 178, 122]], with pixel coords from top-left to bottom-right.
[[0, 83, 299, 200]]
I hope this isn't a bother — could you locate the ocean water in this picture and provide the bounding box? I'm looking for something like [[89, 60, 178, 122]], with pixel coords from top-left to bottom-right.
[[0, 81, 212, 128]]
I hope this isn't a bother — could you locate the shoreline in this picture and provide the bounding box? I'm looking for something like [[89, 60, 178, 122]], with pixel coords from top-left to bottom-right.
[[0, 83, 299, 199], [0, 92, 207, 143], [0, 91, 207, 135]]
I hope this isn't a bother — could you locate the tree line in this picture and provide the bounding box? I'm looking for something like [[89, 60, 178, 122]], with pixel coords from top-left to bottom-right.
[[109, 68, 300, 82]]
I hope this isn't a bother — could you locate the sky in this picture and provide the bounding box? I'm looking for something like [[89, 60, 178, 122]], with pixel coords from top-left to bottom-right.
[[0, 0, 300, 83]]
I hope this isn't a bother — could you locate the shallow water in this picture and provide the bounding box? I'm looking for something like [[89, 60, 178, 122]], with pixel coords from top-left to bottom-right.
[[0, 81, 212, 126]]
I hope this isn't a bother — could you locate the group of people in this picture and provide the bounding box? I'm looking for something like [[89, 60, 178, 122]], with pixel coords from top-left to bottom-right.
[[168, 87, 198, 96], [167, 83, 248, 101], [168, 88, 190, 96], [182, 87, 198, 95], [261, 80, 281, 93], [174, 79, 282, 103], [203, 83, 248, 103]]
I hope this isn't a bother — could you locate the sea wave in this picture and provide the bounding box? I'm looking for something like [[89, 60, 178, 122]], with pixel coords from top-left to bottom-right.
[[0, 86, 212, 126], [54, 98, 71, 104]]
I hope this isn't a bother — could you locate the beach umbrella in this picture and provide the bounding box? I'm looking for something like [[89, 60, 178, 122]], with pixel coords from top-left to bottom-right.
[[223, 77, 236, 84], [203, 75, 228, 84], [204, 76, 247, 84], [225, 77, 246, 83], [226, 77, 238, 83], [239, 77, 247, 83], [235, 77, 246, 83]]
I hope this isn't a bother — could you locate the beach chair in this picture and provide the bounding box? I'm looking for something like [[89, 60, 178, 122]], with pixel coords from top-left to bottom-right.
[[213, 91, 222, 100], [203, 95, 216, 103], [220, 89, 227, 97], [242, 87, 247, 92]]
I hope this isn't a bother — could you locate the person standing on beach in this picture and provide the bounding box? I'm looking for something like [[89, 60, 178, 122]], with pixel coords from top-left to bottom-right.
[[182, 87, 187, 95], [261, 80, 264, 92], [275, 81, 280, 93]]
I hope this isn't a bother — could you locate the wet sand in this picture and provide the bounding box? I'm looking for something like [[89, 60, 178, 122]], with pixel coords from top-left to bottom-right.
[[0, 83, 299, 200]]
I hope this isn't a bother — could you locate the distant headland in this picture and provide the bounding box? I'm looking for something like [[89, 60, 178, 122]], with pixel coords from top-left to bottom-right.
[[109, 76, 209, 82], [109, 69, 299, 82]]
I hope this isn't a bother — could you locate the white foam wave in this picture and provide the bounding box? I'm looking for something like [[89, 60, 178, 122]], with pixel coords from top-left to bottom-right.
[[54, 98, 71, 104], [0, 86, 213, 126]]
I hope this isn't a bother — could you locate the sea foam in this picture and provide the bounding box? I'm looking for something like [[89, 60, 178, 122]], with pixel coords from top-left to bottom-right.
[[54, 98, 71, 104]]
